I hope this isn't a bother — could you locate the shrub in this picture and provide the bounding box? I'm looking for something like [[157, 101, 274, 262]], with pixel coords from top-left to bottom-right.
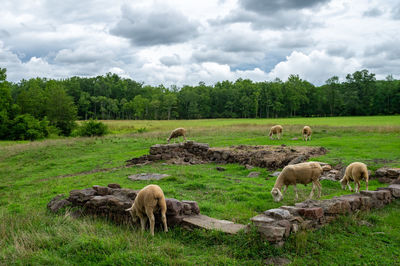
[[77, 119, 108, 137], [9, 114, 50, 140]]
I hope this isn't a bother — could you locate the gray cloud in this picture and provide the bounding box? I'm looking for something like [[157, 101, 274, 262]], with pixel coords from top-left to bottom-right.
[[392, 4, 400, 19], [110, 4, 199, 46], [363, 7, 383, 17], [239, 0, 331, 15], [326, 45, 355, 59], [160, 54, 181, 66]]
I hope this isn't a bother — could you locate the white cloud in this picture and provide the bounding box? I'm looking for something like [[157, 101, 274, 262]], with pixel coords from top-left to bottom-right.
[[267, 50, 361, 85]]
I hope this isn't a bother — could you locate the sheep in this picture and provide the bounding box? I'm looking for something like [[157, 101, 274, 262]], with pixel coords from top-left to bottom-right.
[[302, 126, 312, 141], [270, 162, 323, 202], [340, 162, 369, 193], [125, 184, 168, 236], [269, 125, 283, 140], [167, 127, 187, 143]]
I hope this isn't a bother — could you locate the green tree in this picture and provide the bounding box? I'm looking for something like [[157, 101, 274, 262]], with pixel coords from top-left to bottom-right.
[[45, 81, 77, 135]]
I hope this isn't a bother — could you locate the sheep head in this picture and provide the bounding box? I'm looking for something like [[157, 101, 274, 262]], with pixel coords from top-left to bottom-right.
[[339, 178, 347, 190], [271, 188, 283, 202], [125, 205, 138, 223]]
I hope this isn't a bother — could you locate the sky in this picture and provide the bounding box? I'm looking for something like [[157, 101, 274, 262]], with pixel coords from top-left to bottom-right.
[[0, 0, 399, 86]]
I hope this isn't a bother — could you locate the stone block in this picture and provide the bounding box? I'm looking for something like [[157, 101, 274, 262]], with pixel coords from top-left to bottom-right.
[[93, 185, 110, 196], [165, 198, 183, 215], [182, 200, 200, 214], [47, 194, 71, 212], [250, 214, 276, 227], [388, 184, 400, 198], [257, 225, 286, 242], [247, 172, 260, 178], [280, 206, 302, 216], [264, 208, 292, 220], [298, 207, 324, 219], [360, 190, 392, 205], [107, 183, 121, 189]]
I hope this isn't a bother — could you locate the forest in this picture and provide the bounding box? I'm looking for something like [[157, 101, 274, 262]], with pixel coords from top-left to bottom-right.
[[1, 67, 399, 140]]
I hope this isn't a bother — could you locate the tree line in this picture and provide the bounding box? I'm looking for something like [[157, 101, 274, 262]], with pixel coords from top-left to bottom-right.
[[1, 67, 399, 139]]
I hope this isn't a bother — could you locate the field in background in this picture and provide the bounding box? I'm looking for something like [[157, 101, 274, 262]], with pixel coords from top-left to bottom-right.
[[1, 116, 400, 264]]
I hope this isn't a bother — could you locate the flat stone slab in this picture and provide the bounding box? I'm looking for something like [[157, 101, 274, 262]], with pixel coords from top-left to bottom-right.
[[182, 214, 246, 234], [128, 173, 170, 181]]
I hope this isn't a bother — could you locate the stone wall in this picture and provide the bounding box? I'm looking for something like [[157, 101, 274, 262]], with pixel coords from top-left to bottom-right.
[[48, 183, 199, 227], [251, 185, 400, 244], [374, 167, 400, 183], [126, 141, 327, 170]]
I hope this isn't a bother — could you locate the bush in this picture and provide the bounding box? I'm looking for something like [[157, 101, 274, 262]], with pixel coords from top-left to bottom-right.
[[9, 114, 50, 140], [77, 119, 108, 137]]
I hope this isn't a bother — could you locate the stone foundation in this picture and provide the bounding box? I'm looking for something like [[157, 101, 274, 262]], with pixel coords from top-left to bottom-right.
[[126, 141, 327, 170], [251, 185, 400, 244]]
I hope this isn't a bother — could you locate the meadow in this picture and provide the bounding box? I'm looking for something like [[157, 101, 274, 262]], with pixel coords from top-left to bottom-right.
[[1, 116, 400, 265]]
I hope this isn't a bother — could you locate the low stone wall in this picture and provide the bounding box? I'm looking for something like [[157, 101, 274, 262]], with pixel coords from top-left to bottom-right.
[[126, 141, 327, 170], [374, 167, 400, 183], [48, 183, 200, 227], [251, 185, 400, 244]]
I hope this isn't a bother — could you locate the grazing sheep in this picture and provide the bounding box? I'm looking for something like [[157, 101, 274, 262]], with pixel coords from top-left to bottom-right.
[[167, 128, 187, 143], [271, 162, 323, 202], [340, 162, 369, 193], [125, 184, 168, 236], [302, 126, 312, 141], [269, 125, 283, 140]]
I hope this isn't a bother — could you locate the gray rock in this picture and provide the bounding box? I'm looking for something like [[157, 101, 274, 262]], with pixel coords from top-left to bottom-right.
[[264, 208, 292, 220], [128, 173, 170, 181], [270, 171, 281, 177], [247, 172, 260, 178], [182, 214, 246, 234], [216, 166, 226, 171], [47, 194, 71, 212]]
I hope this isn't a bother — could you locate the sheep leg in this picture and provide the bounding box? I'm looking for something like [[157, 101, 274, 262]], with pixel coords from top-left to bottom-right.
[[293, 185, 299, 200], [161, 212, 168, 233], [347, 182, 353, 192], [283, 185, 288, 194], [356, 181, 361, 193], [146, 209, 156, 236], [316, 180, 322, 198], [137, 212, 147, 231], [309, 182, 316, 199]]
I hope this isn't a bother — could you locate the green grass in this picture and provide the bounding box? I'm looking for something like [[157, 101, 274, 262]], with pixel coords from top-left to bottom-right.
[[1, 116, 400, 265]]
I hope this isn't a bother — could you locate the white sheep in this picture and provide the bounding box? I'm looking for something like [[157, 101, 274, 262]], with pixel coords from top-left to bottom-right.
[[269, 125, 283, 140], [167, 128, 187, 143], [302, 126, 312, 141], [340, 162, 369, 193], [125, 184, 168, 236], [271, 162, 323, 202]]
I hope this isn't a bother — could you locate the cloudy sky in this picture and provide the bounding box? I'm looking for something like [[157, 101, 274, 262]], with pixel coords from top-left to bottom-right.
[[1, 0, 399, 86]]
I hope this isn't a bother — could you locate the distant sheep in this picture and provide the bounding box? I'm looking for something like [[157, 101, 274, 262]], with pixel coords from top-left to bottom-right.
[[271, 162, 323, 202], [125, 184, 168, 236], [269, 125, 283, 140], [302, 126, 312, 141], [340, 162, 369, 193], [167, 128, 187, 143]]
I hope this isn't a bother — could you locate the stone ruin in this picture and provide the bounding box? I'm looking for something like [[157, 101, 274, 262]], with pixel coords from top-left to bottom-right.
[[374, 167, 400, 183], [251, 185, 400, 244], [126, 141, 327, 169], [47, 183, 246, 234]]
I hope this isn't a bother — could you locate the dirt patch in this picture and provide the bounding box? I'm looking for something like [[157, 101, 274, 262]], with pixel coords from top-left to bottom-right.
[[126, 141, 327, 170]]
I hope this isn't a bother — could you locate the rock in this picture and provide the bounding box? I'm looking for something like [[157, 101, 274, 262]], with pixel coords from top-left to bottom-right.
[[360, 190, 392, 205], [270, 171, 281, 177], [182, 200, 200, 215], [182, 214, 246, 234], [378, 177, 394, 184], [288, 155, 307, 165], [68, 188, 96, 205], [165, 198, 183, 216], [250, 214, 276, 227], [47, 194, 71, 212], [245, 164, 254, 170], [257, 225, 286, 242], [247, 171, 260, 178], [93, 185, 110, 196], [108, 183, 121, 189], [280, 206, 302, 216], [291, 137, 299, 140], [298, 207, 324, 219], [264, 208, 292, 220], [216, 166, 226, 171], [387, 184, 400, 198], [128, 173, 170, 181]]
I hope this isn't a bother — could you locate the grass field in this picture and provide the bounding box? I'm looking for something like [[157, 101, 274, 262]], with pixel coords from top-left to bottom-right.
[[1, 116, 400, 265]]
